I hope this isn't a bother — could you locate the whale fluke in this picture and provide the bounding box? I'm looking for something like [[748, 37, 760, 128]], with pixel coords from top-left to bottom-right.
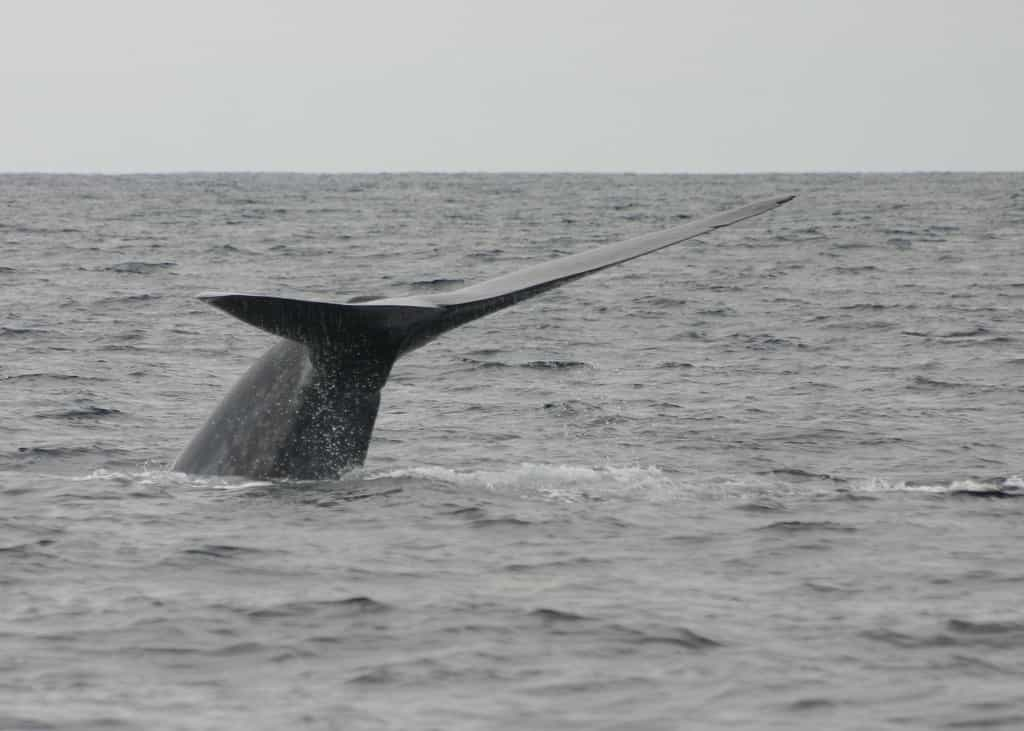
[[173, 194, 794, 479]]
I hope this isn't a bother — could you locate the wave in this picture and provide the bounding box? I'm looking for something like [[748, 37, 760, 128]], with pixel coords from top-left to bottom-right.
[[182, 543, 275, 559], [102, 261, 176, 275], [526, 609, 720, 650], [372, 462, 669, 487], [66, 467, 271, 491], [367, 463, 698, 503], [758, 520, 857, 533], [1, 372, 107, 383], [247, 596, 389, 619], [407, 277, 465, 289], [864, 617, 1024, 650], [903, 326, 992, 339], [0, 326, 49, 337], [459, 357, 591, 370], [850, 476, 1024, 497], [94, 292, 161, 304], [46, 465, 1024, 504], [386, 466, 1024, 502], [36, 405, 122, 420]]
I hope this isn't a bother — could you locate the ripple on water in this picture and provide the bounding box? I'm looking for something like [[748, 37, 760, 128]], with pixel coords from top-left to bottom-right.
[[4, 172, 1024, 729], [863, 619, 1024, 650], [181, 544, 276, 559], [758, 520, 858, 533], [102, 261, 176, 274], [247, 597, 391, 620], [35, 405, 123, 420]]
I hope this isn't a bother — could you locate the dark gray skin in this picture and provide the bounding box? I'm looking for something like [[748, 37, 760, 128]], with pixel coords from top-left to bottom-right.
[[173, 195, 793, 480], [174, 300, 439, 479], [172, 340, 384, 479]]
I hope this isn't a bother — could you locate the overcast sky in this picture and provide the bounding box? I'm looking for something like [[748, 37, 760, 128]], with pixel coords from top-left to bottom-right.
[[2, 0, 1021, 173]]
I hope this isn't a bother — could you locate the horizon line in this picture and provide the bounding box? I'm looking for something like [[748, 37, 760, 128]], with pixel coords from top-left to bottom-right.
[[2, 168, 1023, 176]]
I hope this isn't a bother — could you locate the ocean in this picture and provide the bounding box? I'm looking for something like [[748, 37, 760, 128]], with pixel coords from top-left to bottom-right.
[[2, 172, 1023, 729]]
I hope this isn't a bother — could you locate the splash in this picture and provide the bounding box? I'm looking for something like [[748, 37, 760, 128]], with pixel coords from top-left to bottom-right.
[[367, 462, 696, 502], [68, 467, 272, 491], [851, 476, 1023, 496]]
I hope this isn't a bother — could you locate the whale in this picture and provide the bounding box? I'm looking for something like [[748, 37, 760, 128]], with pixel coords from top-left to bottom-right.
[[173, 194, 794, 479]]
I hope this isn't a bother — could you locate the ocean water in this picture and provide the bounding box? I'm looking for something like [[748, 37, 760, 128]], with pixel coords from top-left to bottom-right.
[[2, 172, 1024, 730]]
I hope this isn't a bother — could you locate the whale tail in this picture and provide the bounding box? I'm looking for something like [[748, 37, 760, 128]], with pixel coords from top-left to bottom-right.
[[196, 293, 443, 382], [178, 194, 793, 479], [203, 193, 795, 362]]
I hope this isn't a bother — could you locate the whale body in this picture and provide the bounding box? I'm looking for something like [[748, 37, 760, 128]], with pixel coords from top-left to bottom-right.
[[173, 194, 794, 479]]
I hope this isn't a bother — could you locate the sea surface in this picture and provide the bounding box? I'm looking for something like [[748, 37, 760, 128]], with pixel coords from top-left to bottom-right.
[[2, 172, 1024, 730]]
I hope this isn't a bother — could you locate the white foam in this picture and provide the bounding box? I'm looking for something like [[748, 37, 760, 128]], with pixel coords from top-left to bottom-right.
[[367, 462, 689, 502], [67, 467, 272, 491], [69, 467, 135, 482], [61, 465, 1022, 500], [851, 476, 1021, 495]]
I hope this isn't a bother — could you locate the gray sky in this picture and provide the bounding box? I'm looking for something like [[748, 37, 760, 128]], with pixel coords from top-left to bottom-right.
[[3, 0, 1022, 173]]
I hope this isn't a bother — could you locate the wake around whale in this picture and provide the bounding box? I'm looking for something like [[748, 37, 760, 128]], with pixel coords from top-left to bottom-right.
[[173, 195, 794, 480]]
